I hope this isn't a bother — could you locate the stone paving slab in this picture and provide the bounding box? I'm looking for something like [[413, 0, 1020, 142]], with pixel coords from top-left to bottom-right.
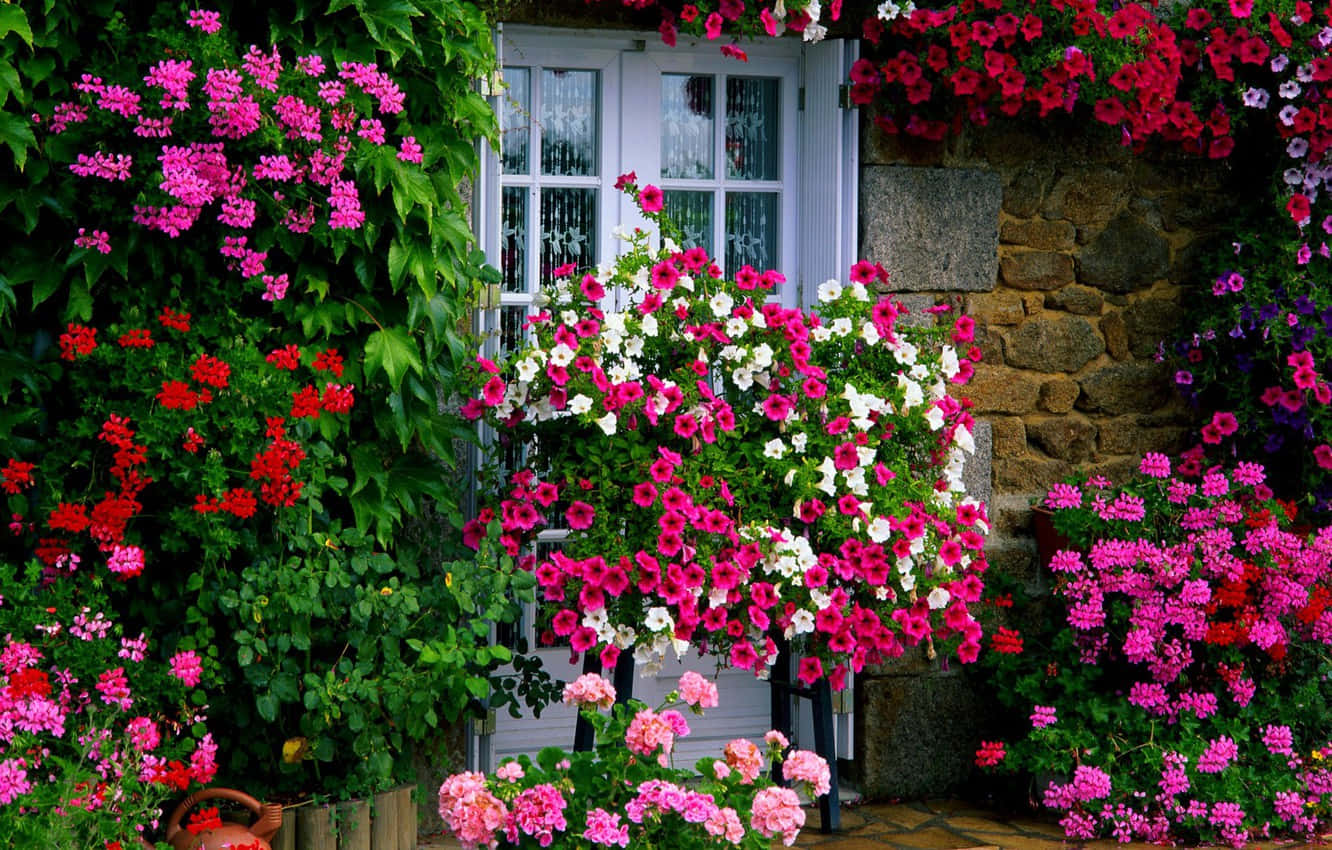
[[418, 798, 1332, 850]]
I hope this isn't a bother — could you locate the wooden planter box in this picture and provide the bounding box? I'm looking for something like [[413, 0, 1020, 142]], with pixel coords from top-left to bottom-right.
[[269, 784, 415, 850]]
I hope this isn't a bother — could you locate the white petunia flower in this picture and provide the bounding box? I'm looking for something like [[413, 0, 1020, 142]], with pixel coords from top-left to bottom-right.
[[898, 374, 924, 409], [644, 607, 674, 632], [924, 405, 946, 430], [516, 358, 540, 382], [549, 343, 576, 367], [569, 394, 593, 415], [927, 587, 951, 610], [817, 280, 843, 302], [595, 411, 617, 435], [710, 292, 734, 318], [764, 438, 787, 460], [867, 517, 892, 543]]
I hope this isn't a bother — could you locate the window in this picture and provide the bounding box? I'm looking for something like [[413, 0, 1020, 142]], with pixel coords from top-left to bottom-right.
[[469, 26, 859, 771], [477, 26, 858, 355]]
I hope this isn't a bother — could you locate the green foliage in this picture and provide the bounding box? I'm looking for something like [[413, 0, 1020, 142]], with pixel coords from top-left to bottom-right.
[[0, 560, 210, 850], [0, 0, 520, 799]]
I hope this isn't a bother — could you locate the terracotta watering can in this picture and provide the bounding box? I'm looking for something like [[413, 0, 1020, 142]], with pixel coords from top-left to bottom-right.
[[164, 787, 283, 850]]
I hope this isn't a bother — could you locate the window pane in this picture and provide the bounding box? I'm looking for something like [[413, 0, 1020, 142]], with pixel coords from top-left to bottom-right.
[[500, 305, 528, 356], [663, 190, 714, 257], [502, 68, 531, 175], [540, 187, 597, 278], [726, 191, 777, 272], [725, 77, 779, 181], [501, 187, 529, 293], [662, 74, 714, 179], [541, 69, 599, 177]]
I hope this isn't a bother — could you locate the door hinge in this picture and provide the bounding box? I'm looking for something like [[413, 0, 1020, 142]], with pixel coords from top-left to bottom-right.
[[478, 283, 501, 310], [839, 83, 852, 110], [471, 708, 497, 736], [797, 86, 805, 111]]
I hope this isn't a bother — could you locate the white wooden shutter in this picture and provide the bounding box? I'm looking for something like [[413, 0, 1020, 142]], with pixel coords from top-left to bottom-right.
[[797, 38, 860, 309]]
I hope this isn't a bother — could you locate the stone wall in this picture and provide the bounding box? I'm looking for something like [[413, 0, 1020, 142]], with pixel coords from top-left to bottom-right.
[[853, 117, 1241, 798]]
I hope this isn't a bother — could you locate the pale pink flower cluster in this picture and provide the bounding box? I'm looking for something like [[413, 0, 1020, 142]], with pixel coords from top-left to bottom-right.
[[780, 749, 831, 796], [724, 738, 764, 783], [704, 806, 745, 843], [749, 786, 805, 846], [439, 771, 509, 850], [495, 761, 524, 782], [677, 670, 719, 708], [624, 708, 685, 766], [562, 672, 617, 710]]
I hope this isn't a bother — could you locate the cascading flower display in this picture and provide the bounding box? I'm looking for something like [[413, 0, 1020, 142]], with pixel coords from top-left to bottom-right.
[[439, 672, 829, 850], [0, 562, 213, 847], [1, 309, 354, 582], [43, 10, 415, 303], [980, 454, 1332, 847], [464, 179, 988, 686]]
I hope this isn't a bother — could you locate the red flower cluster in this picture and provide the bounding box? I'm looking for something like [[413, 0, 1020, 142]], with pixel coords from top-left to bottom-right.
[[1, 458, 35, 494], [58, 323, 98, 361], [250, 426, 308, 508]]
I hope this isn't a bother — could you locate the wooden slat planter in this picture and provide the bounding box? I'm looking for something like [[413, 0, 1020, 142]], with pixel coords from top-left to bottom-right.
[[269, 785, 415, 850]]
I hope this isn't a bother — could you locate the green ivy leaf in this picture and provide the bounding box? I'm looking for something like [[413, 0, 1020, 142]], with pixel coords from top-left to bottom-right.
[[363, 326, 421, 391], [0, 111, 35, 171], [0, 5, 33, 48]]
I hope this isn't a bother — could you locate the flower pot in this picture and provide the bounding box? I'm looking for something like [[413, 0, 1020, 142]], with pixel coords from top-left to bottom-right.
[[269, 785, 414, 850], [1031, 506, 1074, 568]]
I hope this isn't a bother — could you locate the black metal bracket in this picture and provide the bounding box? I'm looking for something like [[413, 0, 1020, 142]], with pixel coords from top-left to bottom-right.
[[770, 642, 841, 832], [573, 650, 635, 751]]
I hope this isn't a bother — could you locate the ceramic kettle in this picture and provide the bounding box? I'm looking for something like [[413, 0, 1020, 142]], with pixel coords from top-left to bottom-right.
[[164, 787, 283, 850]]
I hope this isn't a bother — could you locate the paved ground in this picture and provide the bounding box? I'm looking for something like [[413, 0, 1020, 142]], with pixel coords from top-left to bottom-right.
[[419, 797, 1330, 849]]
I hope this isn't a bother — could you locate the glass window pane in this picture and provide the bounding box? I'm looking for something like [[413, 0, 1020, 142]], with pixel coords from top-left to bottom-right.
[[541, 69, 599, 177], [500, 305, 528, 356], [501, 187, 528, 293], [502, 68, 531, 175], [663, 190, 714, 257], [725, 191, 778, 273], [662, 74, 714, 179], [725, 77, 779, 181], [540, 187, 597, 278]]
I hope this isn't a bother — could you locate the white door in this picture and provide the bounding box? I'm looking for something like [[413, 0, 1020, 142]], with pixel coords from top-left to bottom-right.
[[472, 26, 859, 772]]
